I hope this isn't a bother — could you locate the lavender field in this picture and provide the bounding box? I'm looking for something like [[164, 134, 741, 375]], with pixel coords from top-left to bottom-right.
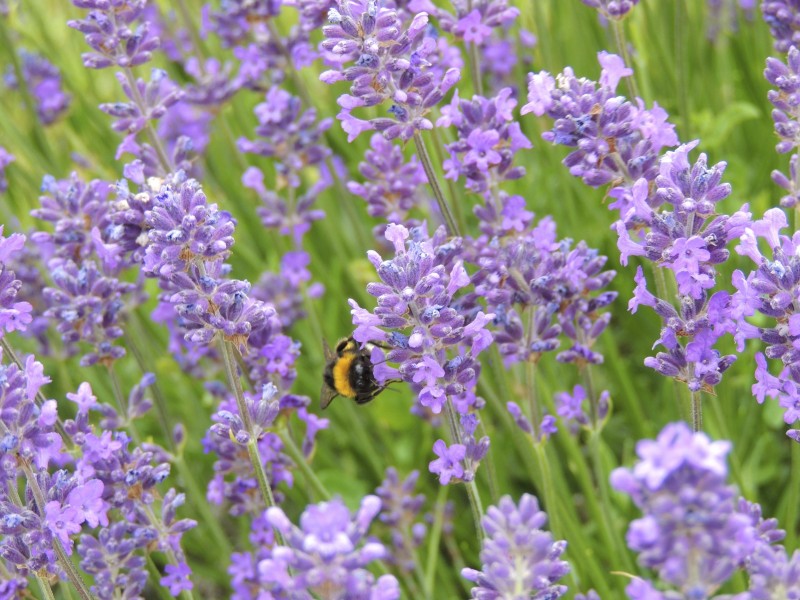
[[1, 0, 797, 598]]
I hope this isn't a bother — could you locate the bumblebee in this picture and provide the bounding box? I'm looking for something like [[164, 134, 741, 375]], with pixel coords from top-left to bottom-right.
[[321, 336, 387, 409]]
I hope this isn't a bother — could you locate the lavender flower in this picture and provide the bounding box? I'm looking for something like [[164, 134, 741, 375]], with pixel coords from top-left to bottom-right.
[[238, 87, 332, 187], [0, 146, 12, 193], [762, 0, 800, 52], [68, 0, 160, 69], [0, 228, 33, 336], [375, 468, 428, 573], [408, 0, 519, 45], [347, 133, 427, 236], [77, 522, 150, 600], [32, 173, 114, 267], [437, 87, 531, 197], [43, 260, 133, 366], [320, 0, 460, 141], [580, 0, 640, 19], [257, 495, 400, 599], [527, 55, 742, 395], [730, 207, 800, 439], [765, 45, 800, 208], [204, 388, 293, 516], [4, 50, 70, 124], [243, 166, 328, 243], [611, 422, 756, 595], [524, 52, 677, 191], [100, 68, 184, 162], [461, 494, 570, 599], [351, 223, 493, 420]]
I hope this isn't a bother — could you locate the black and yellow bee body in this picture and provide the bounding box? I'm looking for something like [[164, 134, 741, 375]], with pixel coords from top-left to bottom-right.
[[321, 336, 384, 409]]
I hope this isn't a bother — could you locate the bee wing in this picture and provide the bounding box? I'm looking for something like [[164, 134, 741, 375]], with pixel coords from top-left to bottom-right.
[[320, 338, 337, 409], [322, 338, 335, 362], [320, 384, 338, 410]]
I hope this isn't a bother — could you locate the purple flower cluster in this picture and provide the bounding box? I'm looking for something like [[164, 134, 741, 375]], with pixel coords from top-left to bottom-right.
[[375, 468, 428, 573], [462, 494, 570, 599], [580, 0, 640, 20], [239, 87, 330, 244], [762, 0, 800, 52], [0, 228, 33, 336], [408, 0, 519, 47], [32, 174, 138, 366], [527, 54, 745, 393], [438, 87, 531, 197], [67, 0, 159, 69], [141, 178, 273, 350], [204, 385, 294, 516], [765, 46, 800, 208], [232, 495, 400, 599], [4, 50, 70, 124], [238, 86, 332, 188], [469, 217, 616, 369], [100, 68, 183, 164], [523, 52, 677, 189], [729, 207, 800, 440], [555, 384, 610, 434], [350, 223, 492, 481], [347, 133, 428, 239], [320, 0, 460, 141], [611, 422, 755, 596]]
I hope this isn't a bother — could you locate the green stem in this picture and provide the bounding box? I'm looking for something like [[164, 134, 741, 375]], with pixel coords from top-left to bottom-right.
[[218, 338, 285, 545], [124, 328, 173, 448], [423, 484, 449, 598], [413, 131, 461, 237], [588, 430, 634, 573], [145, 555, 175, 600], [278, 429, 332, 500], [785, 442, 800, 549], [143, 505, 197, 600], [675, 0, 691, 138], [121, 68, 174, 173], [468, 41, 484, 97], [443, 398, 484, 543], [691, 389, 702, 432], [107, 364, 138, 442], [37, 576, 57, 600], [611, 18, 639, 100]]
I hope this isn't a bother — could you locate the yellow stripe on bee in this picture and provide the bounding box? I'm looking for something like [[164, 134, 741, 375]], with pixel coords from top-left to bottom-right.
[[332, 353, 357, 398]]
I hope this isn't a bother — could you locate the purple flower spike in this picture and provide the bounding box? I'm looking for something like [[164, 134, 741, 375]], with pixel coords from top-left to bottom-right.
[[762, 1, 800, 52], [611, 422, 755, 595], [580, 0, 640, 19], [143, 179, 235, 278], [5, 51, 70, 125], [0, 228, 33, 336], [321, 1, 460, 141], [375, 468, 428, 572], [347, 133, 427, 238], [238, 87, 332, 188], [254, 496, 400, 599], [439, 88, 531, 197], [351, 223, 492, 416], [462, 494, 569, 599], [68, 0, 160, 69]]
